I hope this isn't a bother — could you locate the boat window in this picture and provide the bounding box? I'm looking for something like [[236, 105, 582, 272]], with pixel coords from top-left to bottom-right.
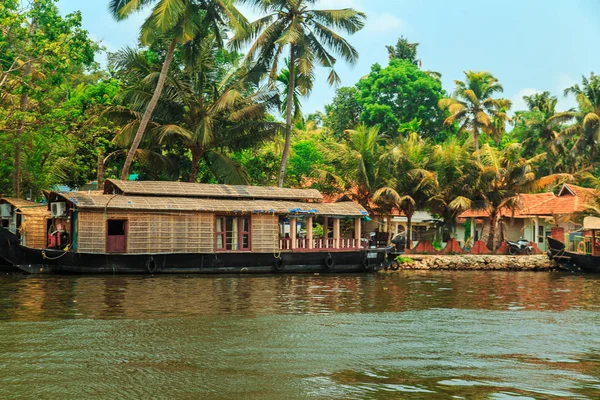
[[108, 220, 126, 236], [216, 216, 250, 251]]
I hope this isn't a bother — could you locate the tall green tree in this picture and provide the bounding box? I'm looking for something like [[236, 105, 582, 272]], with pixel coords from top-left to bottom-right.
[[356, 59, 449, 141], [386, 36, 420, 65], [439, 71, 511, 160], [374, 132, 436, 249], [430, 136, 477, 234], [512, 91, 564, 173], [108, 0, 247, 181], [109, 39, 282, 184], [232, 0, 365, 187], [0, 0, 97, 196], [328, 124, 387, 212], [323, 86, 362, 138], [476, 143, 567, 250], [550, 73, 600, 165]]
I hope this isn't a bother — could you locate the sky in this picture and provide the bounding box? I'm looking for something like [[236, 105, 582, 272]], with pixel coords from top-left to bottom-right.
[[56, 0, 600, 116]]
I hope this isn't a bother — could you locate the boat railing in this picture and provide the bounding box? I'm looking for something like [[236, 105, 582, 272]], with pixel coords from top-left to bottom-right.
[[279, 237, 362, 250], [568, 234, 600, 255]]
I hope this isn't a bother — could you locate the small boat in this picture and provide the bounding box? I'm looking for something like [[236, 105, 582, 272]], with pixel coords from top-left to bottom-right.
[[547, 216, 600, 273], [0, 180, 390, 274]]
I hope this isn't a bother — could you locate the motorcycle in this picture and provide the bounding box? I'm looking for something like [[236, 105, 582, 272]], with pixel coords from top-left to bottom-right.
[[507, 238, 534, 255]]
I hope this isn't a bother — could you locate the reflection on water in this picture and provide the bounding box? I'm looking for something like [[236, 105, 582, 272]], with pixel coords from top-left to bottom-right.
[[1, 271, 600, 399]]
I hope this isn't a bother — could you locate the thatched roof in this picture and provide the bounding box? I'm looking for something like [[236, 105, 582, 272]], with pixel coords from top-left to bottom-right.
[[58, 193, 367, 217], [105, 179, 323, 202], [0, 198, 49, 216]]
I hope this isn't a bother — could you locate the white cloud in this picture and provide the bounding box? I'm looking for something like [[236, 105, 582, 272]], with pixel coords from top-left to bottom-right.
[[511, 88, 539, 113]]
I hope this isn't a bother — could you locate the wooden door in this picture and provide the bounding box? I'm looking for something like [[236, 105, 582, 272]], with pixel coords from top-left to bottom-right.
[[106, 219, 127, 253]]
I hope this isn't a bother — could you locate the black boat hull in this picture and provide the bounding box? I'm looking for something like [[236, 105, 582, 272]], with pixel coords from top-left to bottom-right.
[[546, 237, 600, 273], [0, 228, 388, 274]]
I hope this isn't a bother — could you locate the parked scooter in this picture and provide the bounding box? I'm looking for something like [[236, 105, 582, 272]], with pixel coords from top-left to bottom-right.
[[507, 238, 534, 255]]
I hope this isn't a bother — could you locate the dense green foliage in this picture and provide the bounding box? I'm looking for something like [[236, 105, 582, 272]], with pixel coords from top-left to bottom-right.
[[2, 1, 600, 250], [356, 59, 450, 141]]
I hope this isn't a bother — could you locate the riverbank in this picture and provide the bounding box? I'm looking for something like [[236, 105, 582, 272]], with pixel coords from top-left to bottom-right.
[[386, 254, 557, 271]]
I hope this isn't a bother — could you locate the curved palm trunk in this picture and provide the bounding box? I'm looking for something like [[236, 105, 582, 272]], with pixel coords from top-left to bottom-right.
[[120, 36, 178, 181], [189, 148, 202, 183], [277, 47, 296, 188], [97, 148, 105, 189]]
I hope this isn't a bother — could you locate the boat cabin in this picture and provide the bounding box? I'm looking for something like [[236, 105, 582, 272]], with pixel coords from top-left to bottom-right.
[[0, 198, 49, 248], [43, 179, 369, 254]]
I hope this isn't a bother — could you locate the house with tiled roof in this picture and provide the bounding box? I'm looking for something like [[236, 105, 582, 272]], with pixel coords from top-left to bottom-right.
[[457, 183, 597, 250]]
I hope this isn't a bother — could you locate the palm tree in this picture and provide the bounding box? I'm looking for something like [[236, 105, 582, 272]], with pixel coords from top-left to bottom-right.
[[277, 59, 306, 124], [108, 0, 247, 180], [374, 132, 437, 250], [439, 71, 512, 160], [328, 124, 387, 212], [476, 143, 568, 250], [550, 73, 600, 165], [231, 0, 366, 187], [515, 91, 564, 173], [109, 39, 282, 184], [430, 136, 477, 235]]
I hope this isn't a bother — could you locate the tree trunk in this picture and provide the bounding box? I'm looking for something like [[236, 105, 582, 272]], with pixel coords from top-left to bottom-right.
[[189, 148, 201, 183], [473, 126, 481, 162], [406, 215, 412, 250], [486, 211, 497, 251], [120, 36, 178, 181], [97, 148, 105, 190], [386, 214, 393, 245], [547, 151, 553, 175], [277, 46, 296, 188], [13, 14, 38, 197]]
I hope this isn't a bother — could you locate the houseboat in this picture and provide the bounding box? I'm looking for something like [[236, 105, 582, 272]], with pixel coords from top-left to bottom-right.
[[0, 180, 390, 274], [547, 216, 600, 273], [0, 198, 50, 272]]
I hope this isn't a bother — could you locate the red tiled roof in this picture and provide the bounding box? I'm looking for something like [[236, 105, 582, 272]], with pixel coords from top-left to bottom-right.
[[460, 184, 597, 219]]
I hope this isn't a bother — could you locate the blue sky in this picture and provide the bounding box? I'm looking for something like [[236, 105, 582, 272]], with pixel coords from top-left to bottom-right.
[[57, 0, 600, 115]]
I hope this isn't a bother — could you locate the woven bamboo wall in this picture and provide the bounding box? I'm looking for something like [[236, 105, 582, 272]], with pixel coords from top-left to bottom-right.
[[77, 211, 215, 254], [77, 212, 106, 253], [22, 215, 47, 248], [251, 214, 279, 252]]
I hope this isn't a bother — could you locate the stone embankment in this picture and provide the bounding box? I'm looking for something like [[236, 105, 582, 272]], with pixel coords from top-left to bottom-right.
[[388, 254, 557, 271]]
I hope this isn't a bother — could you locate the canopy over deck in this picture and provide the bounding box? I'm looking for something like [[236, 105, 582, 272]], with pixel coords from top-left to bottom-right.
[[56, 192, 368, 217], [0, 198, 49, 216], [583, 216, 600, 231], [104, 179, 323, 202]]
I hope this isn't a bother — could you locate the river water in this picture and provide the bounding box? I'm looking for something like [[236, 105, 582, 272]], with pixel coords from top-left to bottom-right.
[[1, 271, 600, 399]]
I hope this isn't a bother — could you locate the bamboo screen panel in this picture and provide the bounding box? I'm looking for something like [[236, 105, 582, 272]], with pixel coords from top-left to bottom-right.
[[77, 212, 106, 253], [77, 211, 215, 254], [251, 214, 278, 253], [23, 215, 47, 249]]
